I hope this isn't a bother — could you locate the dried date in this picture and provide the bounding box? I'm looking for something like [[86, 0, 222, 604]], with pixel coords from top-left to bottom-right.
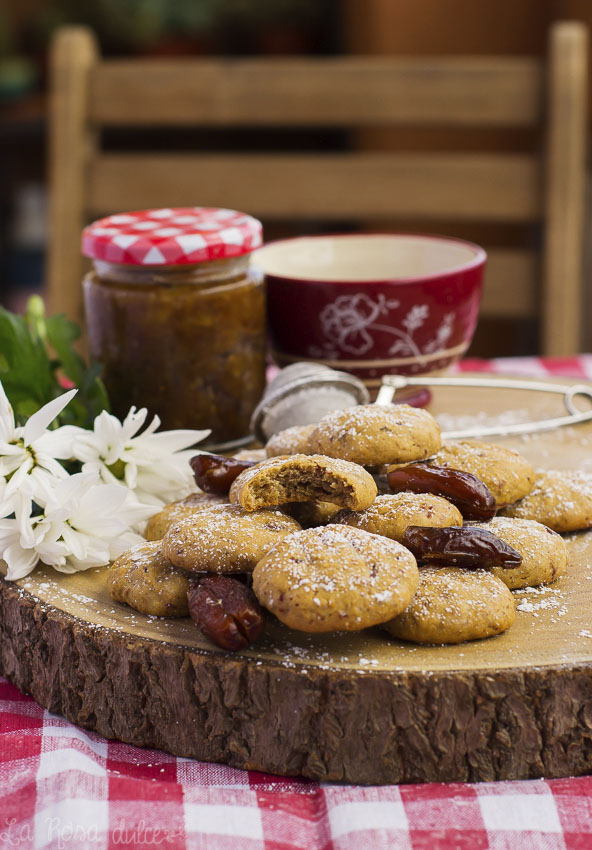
[[188, 575, 265, 650], [387, 463, 497, 521], [402, 525, 522, 570], [190, 453, 255, 495]]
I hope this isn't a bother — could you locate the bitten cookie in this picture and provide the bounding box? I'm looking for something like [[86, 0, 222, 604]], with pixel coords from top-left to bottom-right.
[[144, 492, 228, 541], [228, 454, 377, 512], [471, 516, 568, 589], [308, 404, 441, 466], [252, 524, 419, 632], [500, 469, 592, 532], [383, 567, 515, 644], [333, 493, 463, 543], [426, 440, 535, 507], [108, 540, 190, 617], [265, 424, 316, 457], [281, 500, 342, 528], [162, 504, 301, 574]]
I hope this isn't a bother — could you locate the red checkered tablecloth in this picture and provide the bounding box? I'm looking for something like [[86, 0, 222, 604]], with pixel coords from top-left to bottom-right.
[[2, 356, 592, 850]]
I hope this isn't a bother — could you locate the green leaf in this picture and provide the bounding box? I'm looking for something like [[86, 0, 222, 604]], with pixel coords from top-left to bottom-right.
[[0, 306, 54, 418], [45, 313, 85, 386], [80, 365, 111, 418], [0, 298, 111, 430], [13, 397, 40, 422]]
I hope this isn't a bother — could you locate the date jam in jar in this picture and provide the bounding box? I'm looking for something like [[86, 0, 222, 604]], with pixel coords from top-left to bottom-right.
[[82, 207, 265, 447]]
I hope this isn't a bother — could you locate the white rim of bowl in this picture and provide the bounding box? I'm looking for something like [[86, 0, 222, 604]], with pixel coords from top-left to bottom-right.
[[253, 233, 487, 284]]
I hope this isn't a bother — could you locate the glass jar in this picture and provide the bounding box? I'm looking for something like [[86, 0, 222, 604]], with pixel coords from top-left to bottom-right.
[[81, 208, 265, 448]]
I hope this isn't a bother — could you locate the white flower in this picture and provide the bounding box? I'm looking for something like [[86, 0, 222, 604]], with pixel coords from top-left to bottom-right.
[[1, 472, 156, 580], [68, 407, 210, 506], [0, 383, 211, 581], [0, 383, 77, 515]]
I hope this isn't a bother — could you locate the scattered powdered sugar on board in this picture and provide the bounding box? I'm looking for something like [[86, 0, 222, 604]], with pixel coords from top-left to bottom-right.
[[514, 585, 568, 622]]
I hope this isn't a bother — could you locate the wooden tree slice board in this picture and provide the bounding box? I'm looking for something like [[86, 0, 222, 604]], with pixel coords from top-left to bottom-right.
[[2, 376, 592, 785]]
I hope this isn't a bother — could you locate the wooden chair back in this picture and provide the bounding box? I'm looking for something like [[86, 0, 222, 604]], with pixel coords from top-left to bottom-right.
[[48, 23, 588, 355]]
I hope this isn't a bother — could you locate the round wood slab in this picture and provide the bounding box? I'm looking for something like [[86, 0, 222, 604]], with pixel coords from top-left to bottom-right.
[[2, 376, 592, 785]]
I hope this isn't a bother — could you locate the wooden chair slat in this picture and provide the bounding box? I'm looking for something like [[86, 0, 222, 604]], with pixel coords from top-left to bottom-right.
[[88, 152, 541, 222], [90, 57, 543, 128]]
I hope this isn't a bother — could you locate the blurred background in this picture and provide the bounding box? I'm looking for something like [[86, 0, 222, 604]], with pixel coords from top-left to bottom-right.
[[1, 0, 591, 357]]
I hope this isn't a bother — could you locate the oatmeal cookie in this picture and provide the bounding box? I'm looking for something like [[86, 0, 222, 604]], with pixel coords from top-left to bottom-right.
[[108, 540, 190, 617], [162, 504, 301, 574], [471, 516, 568, 589], [228, 454, 377, 512], [252, 524, 418, 632], [265, 424, 316, 457], [425, 440, 535, 507], [334, 492, 463, 542], [232, 447, 267, 463], [500, 469, 592, 532], [383, 566, 515, 644], [308, 404, 441, 466], [144, 492, 228, 540]]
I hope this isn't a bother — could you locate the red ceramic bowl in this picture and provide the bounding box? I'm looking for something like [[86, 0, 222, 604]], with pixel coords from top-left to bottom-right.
[[255, 233, 486, 388]]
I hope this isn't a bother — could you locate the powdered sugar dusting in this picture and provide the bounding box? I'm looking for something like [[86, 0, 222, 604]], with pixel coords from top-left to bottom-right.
[[514, 585, 568, 620], [335, 492, 462, 541], [429, 440, 535, 505], [161, 504, 301, 572], [252, 525, 418, 631], [501, 469, 592, 531], [309, 403, 441, 464]]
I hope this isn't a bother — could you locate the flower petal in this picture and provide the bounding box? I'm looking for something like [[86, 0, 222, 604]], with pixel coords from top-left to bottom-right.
[[0, 518, 19, 549], [36, 424, 87, 459], [121, 407, 149, 441], [136, 428, 211, 454], [36, 539, 68, 569], [23, 389, 78, 445], [14, 490, 37, 548], [4, 542, 39, 580], [0, 381, 16, 443], [49, 471, 100, 507], [75, 482, 128, 522], [108, 530, 145, 560], [59, 524, 89, 562]]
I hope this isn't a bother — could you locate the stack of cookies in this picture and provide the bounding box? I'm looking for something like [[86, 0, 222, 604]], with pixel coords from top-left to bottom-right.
[[108, 402, 592, 648]]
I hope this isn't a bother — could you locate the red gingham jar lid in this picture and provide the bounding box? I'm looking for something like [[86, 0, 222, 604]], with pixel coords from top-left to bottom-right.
[[82, 207, 262, 266]]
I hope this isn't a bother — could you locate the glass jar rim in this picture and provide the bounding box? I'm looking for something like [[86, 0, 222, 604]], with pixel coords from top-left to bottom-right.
[[90, 254, 253, 285]]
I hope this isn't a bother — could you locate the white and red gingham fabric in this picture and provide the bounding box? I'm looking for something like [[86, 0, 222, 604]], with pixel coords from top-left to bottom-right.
[[3, 356, 592, 850], [81, 208, 262, 265]]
